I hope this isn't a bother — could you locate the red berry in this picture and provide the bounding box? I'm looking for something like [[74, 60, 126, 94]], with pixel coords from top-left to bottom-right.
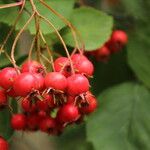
[[43, 94, 55, 108], [71, 54, 87, 62], [21, 98, 37, 113], [0, 67, 18, 90], [67, 74, 89, 96], [54, 57, 71, 77], [38, 111, 47, 118], [0, 90, 7, 109], [37, 99, 49, 112], [57, 104, 79, 123], [39, 117, 56, 134], [67, 96, 76, 104], [13, 73, 37, 97], [11, 114, 27, 130], [21, 60, 45, 76], [21, 98, 30, 112], [33, 74, 45, 91], [80, 92, 97, 114], [73, 58, 94, 76], [0, 137, 9, 150], [44, 72, 67, 92], [96, 46, 110, 61], [27, 114, 40, 131], [107, 30, 128, 53], [111, 30, 128, 46]]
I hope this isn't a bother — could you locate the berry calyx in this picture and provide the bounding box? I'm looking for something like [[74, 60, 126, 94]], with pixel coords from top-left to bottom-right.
[[80, 92, 97, 114], [43, 94, 55, 108], [54, 57, 71, 77]]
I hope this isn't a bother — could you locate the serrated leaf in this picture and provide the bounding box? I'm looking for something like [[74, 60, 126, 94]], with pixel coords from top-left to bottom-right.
[[87, 83, 150, 150], [0, 0, 75, 34], [127, 24, 150, 89], [63, 7, 113, 50]]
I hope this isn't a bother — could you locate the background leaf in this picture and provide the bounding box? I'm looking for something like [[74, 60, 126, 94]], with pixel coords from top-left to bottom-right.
[[63, 7, 113, 50], [0, 99, 17, 140], [0, 0, 75, 34], [127, 23, 150, 89], [87, 82, 150, 150]]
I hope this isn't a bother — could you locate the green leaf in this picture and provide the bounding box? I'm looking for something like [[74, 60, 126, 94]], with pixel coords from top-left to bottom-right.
[[120, 0, 146, 20], [0, 0, 75, 34], [87, 83, 150, 150], [0, 54, 28, 69], [51, 124, 94, 150], [127, 24, 150, 89], [63, 7, 113, 51], [0, 99, 17, 140]]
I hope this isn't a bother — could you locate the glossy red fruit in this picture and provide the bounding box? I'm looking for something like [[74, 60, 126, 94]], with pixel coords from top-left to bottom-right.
[[67, 74, 89, 96], [39, 117, 56, 134], [33, 74, 45, 91], [27, 114, 40, 131], [111, 30, 128, 46], [21, 60, 45, 76], [96, 46, 110, 61], [73, 58, 94, 76], [67, 96, 76, 104], [80, 92, 97, 114], [57, 104, 79, 123], [37, 99, 49, 112], [0, 67, 18, 90], [0, 137, 9, 150], [13, 73, 37, 97], [43, 94, 55, 108], [45, 72, 67, 92], [21, 98, 37, 113], [21, 98, 30, 112], [0, 90, 7, 109], [38, 111, 47, 118], [71, 54, 87, 63], [11, 114, 27, 130], [54, 57, 71, 77]]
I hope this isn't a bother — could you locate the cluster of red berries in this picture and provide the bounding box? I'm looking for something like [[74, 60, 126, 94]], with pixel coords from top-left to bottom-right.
[[86, 30, 128, 62], [0, 54, 97, 136]]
